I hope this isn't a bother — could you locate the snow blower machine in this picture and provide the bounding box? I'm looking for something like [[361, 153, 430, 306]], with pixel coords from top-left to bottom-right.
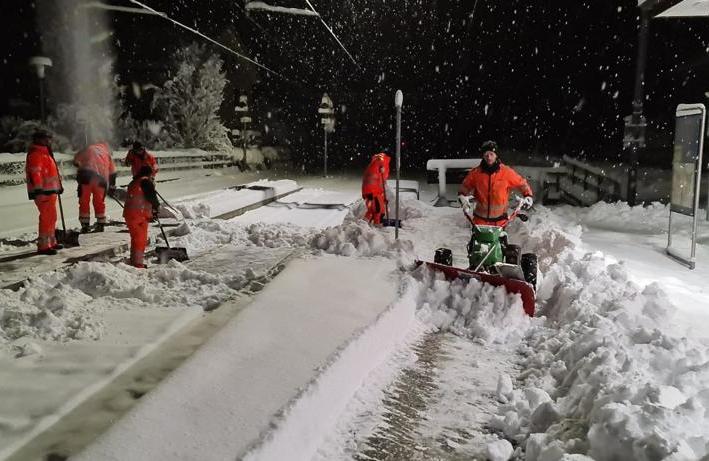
[[417, 198, 537, 316]]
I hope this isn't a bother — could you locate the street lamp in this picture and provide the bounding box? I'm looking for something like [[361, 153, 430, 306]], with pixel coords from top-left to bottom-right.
[[235, 94, 251, 170], [318, 93, 335, 177], [394, 90, 403, 240], [29, 56, 52, 123]]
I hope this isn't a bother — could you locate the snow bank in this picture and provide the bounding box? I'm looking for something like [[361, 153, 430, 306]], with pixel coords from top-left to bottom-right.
[[577, 201, 669, 235], [413, 268, 537, 345], [0, 259, 257, 348], [489, 206, 709, 460], [311, 215, 414, 258]]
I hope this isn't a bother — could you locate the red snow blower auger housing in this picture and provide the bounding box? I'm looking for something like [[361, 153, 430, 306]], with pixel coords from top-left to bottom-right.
[[416, 198, 537, 316]]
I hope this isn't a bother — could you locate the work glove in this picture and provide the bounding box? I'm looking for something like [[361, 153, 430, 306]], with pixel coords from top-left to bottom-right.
[[107, 186, 116, 198], [521, 196, 533, 210], [458, 195, 473, 212]]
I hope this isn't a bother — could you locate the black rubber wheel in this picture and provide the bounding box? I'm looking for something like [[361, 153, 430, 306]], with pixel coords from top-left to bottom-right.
[[434, 248, 453, 266], [504, 244, 521, 265], [521, 253, 538, 289]]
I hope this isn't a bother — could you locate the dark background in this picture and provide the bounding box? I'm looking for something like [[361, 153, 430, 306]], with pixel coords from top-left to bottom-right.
[[2, 0, 709, 171]]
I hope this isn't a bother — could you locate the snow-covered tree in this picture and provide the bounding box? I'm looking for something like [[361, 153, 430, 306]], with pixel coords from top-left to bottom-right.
[[152, 43, 232, 151]]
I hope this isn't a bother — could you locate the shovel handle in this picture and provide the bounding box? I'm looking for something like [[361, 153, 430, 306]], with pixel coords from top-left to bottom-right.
[[154, 215, 171, 249]]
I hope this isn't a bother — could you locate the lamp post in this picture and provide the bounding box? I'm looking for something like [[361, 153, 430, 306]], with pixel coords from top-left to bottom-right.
[[624, 1, 660, 206], [394, 90, 403, 240], [318, 93, 335, 177], [29, 56, 53, 123], [235, 94, 251, 170]]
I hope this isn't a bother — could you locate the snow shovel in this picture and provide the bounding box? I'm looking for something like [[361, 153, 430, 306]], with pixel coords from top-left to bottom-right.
[[154, 216, 189, 263], [380, 179, 401, 228], [50, 155, 80, 247], [54, 194, 80, 247]]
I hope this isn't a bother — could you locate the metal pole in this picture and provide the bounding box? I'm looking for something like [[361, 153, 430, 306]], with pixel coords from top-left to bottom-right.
[[627, 7, 650, 206], [39, 78, 46, 123], [242, 120, 247, 168], [324, 128, 328, 177], [394, 90, 403, 240]]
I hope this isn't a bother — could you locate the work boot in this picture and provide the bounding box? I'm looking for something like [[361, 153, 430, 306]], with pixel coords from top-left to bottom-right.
[[81, 224, 91, 234], [38, 248, 58, 256], [53, 244, 64, 250], [95, 223, 105, 233]]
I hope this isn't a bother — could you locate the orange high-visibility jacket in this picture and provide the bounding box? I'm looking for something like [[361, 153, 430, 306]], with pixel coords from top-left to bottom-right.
[[74, 142, 116, 187], [459, 163, 533, 220], [124, 176, 159, 222], [25, 144, 63, 200], [362, 153, 391, 196], [125, 150, 158, 178]]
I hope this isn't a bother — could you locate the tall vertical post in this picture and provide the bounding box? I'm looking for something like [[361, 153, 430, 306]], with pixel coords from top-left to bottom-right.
[[394, 90, 403, 240], [627, 7, 650, 206], [324, 128, 328, 177]]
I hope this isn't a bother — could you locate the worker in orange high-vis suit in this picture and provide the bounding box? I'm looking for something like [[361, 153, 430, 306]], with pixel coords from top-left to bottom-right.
[[123, 166, 160, 268], [124, 141, 158, 180], [361, 152, 391, 225], [458, 140, 533, 226], [73, 142, 117, 233], [26, 130, 65, 255]]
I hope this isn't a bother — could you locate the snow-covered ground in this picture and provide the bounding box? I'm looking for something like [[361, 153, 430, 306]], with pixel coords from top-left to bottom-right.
[[2, 172, 709, 460]]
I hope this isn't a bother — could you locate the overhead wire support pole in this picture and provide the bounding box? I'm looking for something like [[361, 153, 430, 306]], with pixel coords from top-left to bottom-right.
[[303, 0, 360, 69], [125, 0, 290, 82]]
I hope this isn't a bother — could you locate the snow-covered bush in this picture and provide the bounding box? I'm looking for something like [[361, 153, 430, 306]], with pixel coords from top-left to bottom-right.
[[151, 43, 232, 151], [0, 116, 72, 153]]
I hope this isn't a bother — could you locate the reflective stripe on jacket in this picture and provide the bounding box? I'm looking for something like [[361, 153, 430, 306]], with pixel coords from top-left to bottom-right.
[[74, 142, 116, 187], [361, 153, 391, 196], [459, 163, 533, 220], [25, 144, 63, 200], [123, 176, 154, 221], [125, 150, 158, 178]]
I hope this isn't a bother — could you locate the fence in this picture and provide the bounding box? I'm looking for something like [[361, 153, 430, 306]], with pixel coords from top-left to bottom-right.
[[0, 147, 288, 186], [557, 155, 622, 206]]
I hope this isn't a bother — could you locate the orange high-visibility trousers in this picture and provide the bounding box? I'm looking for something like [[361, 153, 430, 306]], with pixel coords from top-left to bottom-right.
[[79, 183, 107, 226], [126, 217, 149, 268], [34, 194, 58, 250], [472, 216, 508, 227], [364, 193, 386, 225]]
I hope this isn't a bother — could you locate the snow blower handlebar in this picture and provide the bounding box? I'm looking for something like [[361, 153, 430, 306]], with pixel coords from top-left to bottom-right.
[[460, 197, 528, 230]]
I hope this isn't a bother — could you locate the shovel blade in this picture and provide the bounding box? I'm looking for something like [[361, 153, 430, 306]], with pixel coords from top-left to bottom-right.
[[155, 246, 189, 263], [55, 229, 81, 247]]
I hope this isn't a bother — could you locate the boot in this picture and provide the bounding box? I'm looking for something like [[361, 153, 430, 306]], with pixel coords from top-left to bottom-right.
[[95, 223, 105, 233], [81, 224, 91, 234], [53, 243, 64, 250], [38, 248, 58, 256]]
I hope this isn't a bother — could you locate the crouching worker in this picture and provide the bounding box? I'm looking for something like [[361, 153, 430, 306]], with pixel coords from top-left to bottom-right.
[[123, 166, 160, 268], [361, 152, 391, 225]]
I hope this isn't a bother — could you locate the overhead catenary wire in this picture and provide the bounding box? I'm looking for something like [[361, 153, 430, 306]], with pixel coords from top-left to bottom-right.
[[303, 0, 360, 70], [124, 0, 290, 82]]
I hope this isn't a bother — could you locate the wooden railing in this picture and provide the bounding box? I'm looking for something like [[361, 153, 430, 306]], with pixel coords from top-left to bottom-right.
[[558, 155, 622, 205]]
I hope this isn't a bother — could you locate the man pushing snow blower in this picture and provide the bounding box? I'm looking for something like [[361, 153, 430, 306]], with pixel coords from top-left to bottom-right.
[[418, 140, 538, 316], [458, 140, 533, 226]]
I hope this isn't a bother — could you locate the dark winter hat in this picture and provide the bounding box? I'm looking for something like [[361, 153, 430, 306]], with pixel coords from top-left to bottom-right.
[[32, 129, 52, 141], [132, 141, 144, 151], [480, 140, 498, 154]]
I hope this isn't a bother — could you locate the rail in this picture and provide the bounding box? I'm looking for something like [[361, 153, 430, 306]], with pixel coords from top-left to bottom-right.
[[558, 155, 622, 205]]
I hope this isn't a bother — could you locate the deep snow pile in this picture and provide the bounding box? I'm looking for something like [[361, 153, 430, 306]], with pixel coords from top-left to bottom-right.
[[575, 201, 669, 235], [487, 207, 709, 460], [0, 258, 262, 350]]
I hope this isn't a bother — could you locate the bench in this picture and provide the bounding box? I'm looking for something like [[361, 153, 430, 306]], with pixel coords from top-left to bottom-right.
[[426, 158, 481, 206]]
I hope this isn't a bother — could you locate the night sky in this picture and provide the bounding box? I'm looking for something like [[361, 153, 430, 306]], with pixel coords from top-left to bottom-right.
[[3, 0, 709, 170]]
